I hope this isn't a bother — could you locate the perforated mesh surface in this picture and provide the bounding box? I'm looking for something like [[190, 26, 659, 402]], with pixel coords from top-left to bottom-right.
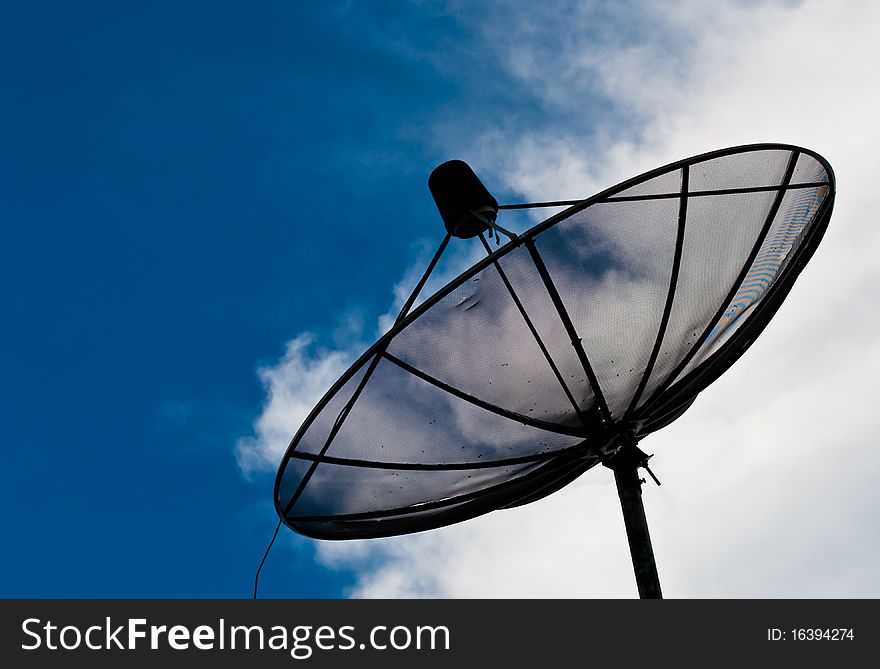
[[275, 144, 834, 539]]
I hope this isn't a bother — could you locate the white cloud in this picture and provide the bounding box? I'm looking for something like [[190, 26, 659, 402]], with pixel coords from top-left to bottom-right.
[[235, 334, 354, 475], [244, 0, 880, 596], [375, 239, 487, 338], [236, 238, 488, 475]]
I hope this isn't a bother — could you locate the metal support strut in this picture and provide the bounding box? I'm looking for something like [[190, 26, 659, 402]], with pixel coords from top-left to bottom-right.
[[604, 440, 663, 599]]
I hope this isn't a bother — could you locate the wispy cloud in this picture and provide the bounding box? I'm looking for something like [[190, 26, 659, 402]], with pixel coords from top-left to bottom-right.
[[235, 334, 354, 475], [241, 0, 880, 596], [236, 236, 487, 476]]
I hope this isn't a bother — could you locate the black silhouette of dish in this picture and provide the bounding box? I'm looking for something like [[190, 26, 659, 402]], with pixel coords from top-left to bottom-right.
[[274, 144, 835, 540]]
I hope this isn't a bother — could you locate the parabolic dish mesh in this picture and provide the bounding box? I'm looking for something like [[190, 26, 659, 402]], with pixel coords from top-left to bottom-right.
[[274, 144, 834, 539]]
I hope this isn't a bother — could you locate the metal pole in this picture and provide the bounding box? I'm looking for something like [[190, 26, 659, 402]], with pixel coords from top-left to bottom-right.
[[607, 445, 662, 599]]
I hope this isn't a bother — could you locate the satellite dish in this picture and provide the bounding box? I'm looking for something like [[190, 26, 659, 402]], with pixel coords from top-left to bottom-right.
[[261, 144, 835, 598]]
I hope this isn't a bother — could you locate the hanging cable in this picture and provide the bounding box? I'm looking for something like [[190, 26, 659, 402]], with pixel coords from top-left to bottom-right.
[[468, 210, 518, 244], [257, 232, 454, 598], [253, 518, 282, 599]]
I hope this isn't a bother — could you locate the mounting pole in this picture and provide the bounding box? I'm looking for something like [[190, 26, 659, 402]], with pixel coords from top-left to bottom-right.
[[605, 442, 662, 599]]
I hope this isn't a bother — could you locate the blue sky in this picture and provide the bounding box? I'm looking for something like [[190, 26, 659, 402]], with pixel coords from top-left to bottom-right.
[[0, 1, 520, 597], [3, 1, 879, 598]]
